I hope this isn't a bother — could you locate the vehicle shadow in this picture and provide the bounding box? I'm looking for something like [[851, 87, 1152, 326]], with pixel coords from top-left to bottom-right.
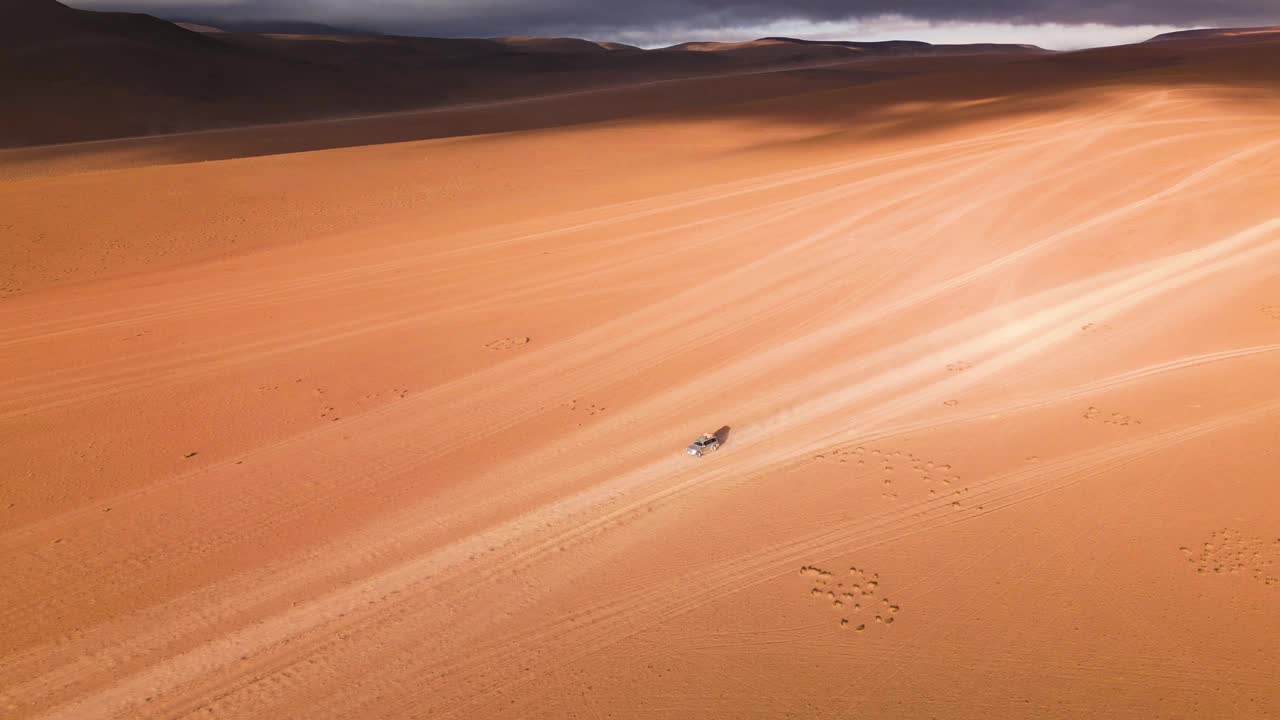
[[713, 425, 732, 447]]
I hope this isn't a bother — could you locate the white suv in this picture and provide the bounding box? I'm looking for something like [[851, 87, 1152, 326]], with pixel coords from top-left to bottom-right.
[[686, 433, 720, 457]]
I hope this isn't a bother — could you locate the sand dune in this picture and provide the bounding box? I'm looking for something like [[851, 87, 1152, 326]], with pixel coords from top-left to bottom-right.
[[1149, 26, 1280, 42], [1, 1, 1043, 147], [495, 36, 641, 53], [173, 22, 223, 34], [2, 16, 1280, 720]]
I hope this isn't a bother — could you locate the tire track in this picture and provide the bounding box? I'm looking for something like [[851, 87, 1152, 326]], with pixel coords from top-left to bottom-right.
[[20, 209, 1279, 718]]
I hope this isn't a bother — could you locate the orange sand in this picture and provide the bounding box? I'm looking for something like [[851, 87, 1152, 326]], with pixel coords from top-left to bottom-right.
[[2, 25, 1279, 720]]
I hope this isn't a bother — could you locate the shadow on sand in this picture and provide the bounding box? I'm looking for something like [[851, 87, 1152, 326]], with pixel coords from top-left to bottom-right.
[[712, 425, 732, 447]]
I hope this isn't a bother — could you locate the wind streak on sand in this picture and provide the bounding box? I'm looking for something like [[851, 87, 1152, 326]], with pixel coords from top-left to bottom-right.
[[5, 74, 1280, 719]]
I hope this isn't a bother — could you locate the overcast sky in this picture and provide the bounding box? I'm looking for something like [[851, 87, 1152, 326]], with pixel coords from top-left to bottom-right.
[[66, 0, 1280, 49]]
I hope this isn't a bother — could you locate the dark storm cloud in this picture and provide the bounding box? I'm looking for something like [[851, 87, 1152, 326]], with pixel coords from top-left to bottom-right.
[[68, 0, 1280, 39]]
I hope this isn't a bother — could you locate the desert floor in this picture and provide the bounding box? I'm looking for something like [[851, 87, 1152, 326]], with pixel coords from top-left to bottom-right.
[[2, 55, 1280, 719]]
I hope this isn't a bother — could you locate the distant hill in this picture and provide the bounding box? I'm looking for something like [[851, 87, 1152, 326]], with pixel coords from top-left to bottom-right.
[[1, 0, 338, 145], [665, 36, 1042, 55], [493, 36, 641, 53], [26, 0, 1268, 149], [2, 0, 224, 51], [173, 19, 373, 36], [175, 22, 224, 33], [1148, 26, 1280, 42], [0, 1, 698, 146], [757, 36, 1044, 55], [659, 36, 1043, 65]]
